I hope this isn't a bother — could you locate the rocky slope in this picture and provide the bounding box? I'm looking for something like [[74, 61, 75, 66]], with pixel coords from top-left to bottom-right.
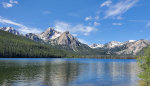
[[50, 31, 80, 46], [114, 40, 150, 55], [25, 27, 61, 42], [90, 40, 150, 55], [24, 27, 92, 53], [50, 31, 83, 51], [0, 27, 20, 35], [26, 33, 41, 42], [103, 41, 124, 49], [40, 27, 61, 40]]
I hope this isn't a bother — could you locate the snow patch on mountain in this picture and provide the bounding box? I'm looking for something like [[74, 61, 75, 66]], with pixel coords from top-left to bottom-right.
[[0, 27, 20, 35], [90, 44, 104, 48], [40, 27, 62, 40]]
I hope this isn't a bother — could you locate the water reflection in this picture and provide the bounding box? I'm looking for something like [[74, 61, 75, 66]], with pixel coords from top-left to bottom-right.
[[0, 58, 139, 86]]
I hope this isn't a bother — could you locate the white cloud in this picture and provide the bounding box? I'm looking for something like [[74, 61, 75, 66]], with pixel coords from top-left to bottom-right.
[[100, 0, 112, 7], [83, 33, 89, 36], [94, 22, 101, 26], [72, 34, 78, 36], [18, 27, 42, 34], [78, 38, 88, 44], [147, 22, 150, 27], [112, 23, 122, 26], [85, 16, 92, 21], [9, 0, 18, 4], [0, 16, 23, 27], [54, 21, 71, 32], [2, 0, 18, 8], [0, 16, 42, 34], [104, 0, 139, 18], [54, 21, 97, 36], [2, 3, 13, 8]]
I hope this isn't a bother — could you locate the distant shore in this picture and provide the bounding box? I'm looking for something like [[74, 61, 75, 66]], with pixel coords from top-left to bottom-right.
[[0, 55, 137, 59]]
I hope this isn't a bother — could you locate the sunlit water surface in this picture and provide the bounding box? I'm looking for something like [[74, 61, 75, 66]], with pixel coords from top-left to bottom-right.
[[0, 58, 139, 86]]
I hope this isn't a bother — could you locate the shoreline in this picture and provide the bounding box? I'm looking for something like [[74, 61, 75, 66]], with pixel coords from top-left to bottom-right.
[[0, 55, 137, 59]]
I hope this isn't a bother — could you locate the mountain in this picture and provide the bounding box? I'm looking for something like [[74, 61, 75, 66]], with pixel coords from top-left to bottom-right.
[[26, 33, 41, 42], [90, 41, 124, 49], [25, 27, 61, 42], [0, 30, 76, 58], [25, 28, 93, 53], [103, 41, 124, 49], [49, 31, 100, 55], [90, 40, 150, 55], [40, 27, 61, 41], [114, 40, 150, 55], [50, 31, 81, 47], [0, 27, 92, 54], [0, 27, 20, 35], [1, 26, 150, 56]]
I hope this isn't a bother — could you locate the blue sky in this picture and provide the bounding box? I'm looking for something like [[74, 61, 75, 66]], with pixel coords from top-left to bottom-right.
[[0, 0, 150, 45]]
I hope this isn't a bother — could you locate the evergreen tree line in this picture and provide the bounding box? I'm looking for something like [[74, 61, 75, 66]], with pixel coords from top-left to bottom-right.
[[0, 30, 76, 58]]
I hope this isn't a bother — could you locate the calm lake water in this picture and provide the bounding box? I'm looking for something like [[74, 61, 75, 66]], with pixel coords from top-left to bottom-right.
[[0, 58, 139, 86]]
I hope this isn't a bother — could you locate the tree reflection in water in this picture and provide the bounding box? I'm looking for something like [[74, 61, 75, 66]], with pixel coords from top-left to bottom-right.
[[0, 59, 81, 86], [0, 58, 139, 86]]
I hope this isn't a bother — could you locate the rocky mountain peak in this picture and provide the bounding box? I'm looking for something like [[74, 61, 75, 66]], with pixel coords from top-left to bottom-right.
[[46, 27, 55, 32], [115, 39, 150, 55], [26, 33, 41, 41], [90, 39, 150, 55], [40, 27, 61, 40], [50, 31, 81, 47], [104, 41, 123, 49], [0, 27, 20, 35], [64, 31, 69, 34]]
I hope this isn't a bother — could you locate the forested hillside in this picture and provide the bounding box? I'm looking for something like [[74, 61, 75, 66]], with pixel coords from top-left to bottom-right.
[[0, 30, 75, 58]]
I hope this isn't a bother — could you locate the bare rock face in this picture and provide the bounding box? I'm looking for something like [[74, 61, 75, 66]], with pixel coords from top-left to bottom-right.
[[104, 41, 124, 49], [115, 40, 150, 55], [26, 33, 41, 41], [40, 27, 61, 40], [90, 40, 150, 55], [0, 27, 20, 35], [24, 27, 84, 51], [90, 41, 123, 49], [51, 31, 81, 47], [25, 27, 62, 42]]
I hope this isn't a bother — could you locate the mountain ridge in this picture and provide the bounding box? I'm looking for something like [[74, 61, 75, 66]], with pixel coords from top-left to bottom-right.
[[1, 26, 150, 56], [90, 40, 150, 55]]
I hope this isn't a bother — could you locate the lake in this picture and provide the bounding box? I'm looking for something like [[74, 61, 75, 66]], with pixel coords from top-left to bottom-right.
[[0, 58, 139, 86]]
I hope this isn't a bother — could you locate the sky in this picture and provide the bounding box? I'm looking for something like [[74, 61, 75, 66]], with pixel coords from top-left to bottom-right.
[[0, 0, 150, 45]]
